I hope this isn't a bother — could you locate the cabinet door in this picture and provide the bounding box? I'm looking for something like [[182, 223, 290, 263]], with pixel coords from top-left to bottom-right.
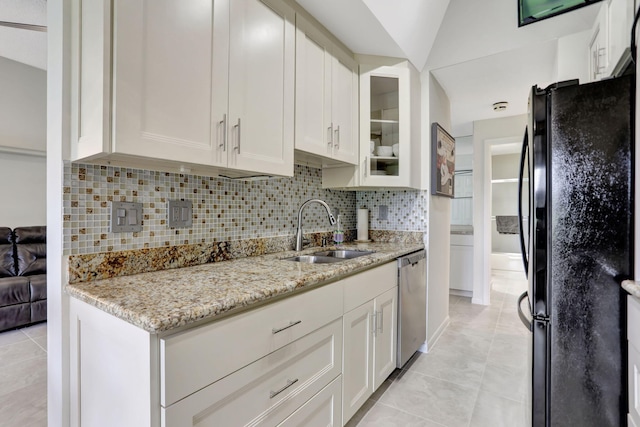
[[588, 4, 609, 82], [360, 65, 411, 187], [342, 301, 374, 424], [606, 0, 634, 76], [373, 287, 397, 390], [629, 341, 640, 427], [228, 0, 295, 176], [278, 377, 342, 427], [331, 57, 358, 164], [295, 18, 332, 159], [113, 0, 229, 165], [163, 319, 342, 427]]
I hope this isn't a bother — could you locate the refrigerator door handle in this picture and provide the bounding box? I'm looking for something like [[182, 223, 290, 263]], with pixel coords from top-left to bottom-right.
[[517, 291, 533, 332], [518, 128, 530, 276]]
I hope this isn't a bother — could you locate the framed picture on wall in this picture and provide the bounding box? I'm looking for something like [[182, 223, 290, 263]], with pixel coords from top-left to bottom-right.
[[431, 122, 456, 198]]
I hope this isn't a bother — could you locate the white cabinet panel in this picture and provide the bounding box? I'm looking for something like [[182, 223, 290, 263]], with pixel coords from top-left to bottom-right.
[[278, 377, 342, 427], [342, 263, 398, 425], [295, 15, 357, 166], [295, 28, 331, 158], [342, 301, 374, 423], [373, 287, 397, 390], [163, 319, 342, 427], [606, 0, 635, 76], [227, 0, 294, 176], [331, 57, 358, 164], [113, 0, 226, 164], [72, 0, 294, 177], [629, 295, 640, 426], [450, 243, 474, 292], [161, 280, 343, 407]]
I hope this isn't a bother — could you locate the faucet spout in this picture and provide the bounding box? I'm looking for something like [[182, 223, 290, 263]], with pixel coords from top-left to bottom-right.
[[295, 199, 336, 251]]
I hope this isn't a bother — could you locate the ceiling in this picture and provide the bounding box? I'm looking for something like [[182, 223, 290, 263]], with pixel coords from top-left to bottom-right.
[[296, 0, 602, 137], [2, 0, 603, 136]]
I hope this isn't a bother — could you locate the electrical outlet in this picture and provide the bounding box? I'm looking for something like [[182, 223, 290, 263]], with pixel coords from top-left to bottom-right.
[[168, 200, 193, 228], [110, 201, 143, 233], [378, 205, 388, 220]]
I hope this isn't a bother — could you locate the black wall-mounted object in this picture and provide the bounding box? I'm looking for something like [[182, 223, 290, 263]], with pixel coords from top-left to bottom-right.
[[519, 0, 603, 27]]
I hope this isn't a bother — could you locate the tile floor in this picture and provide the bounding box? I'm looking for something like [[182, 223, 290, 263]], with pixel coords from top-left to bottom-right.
[[346, 269, 529, 427], [0, 270, 526, 427], [0, 322, 47, 427]]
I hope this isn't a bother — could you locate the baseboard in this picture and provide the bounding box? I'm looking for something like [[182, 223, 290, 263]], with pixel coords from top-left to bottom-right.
[[423, 315, 450, 353], [449, 289, 472, 298]]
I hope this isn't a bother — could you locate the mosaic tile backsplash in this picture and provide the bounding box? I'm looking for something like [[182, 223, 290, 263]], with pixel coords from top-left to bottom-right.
[[63, 163, 429, 255], [63, 164, 356, 254], [357, 190, 429, 232]]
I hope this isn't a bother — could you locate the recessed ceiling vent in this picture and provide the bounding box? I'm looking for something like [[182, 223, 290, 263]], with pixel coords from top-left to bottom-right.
[[493, 101, 508, 112]]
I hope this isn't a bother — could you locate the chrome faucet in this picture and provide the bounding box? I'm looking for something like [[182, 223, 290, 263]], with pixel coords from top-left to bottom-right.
[[295, 199, 336, 251]]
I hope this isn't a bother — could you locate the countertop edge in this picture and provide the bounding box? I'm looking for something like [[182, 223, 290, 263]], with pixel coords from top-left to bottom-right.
[[66, 243, 424, 333]]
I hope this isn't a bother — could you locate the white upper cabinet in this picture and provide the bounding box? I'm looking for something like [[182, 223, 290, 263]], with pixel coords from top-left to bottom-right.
[[227, 0, 295, 176], [295, 15, 358, 166], [605, 0, 635, 76], [112, 0, 228, 165], [71, 0, 294, 177], [323, 59, 422, 189], [587, 0, 635, 82]]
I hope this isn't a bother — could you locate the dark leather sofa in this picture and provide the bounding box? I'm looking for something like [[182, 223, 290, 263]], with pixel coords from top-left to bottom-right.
[[0, 226, 46, 332]]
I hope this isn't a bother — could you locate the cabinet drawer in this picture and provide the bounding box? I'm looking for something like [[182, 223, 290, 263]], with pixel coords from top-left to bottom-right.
[[343, 262, 396, 313], [277, 376, 342, 427], [161, 282, 343, 407], [162, 318, 343, 427]]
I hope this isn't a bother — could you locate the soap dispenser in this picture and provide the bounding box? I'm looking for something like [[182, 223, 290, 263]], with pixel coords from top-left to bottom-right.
[[333, 214, 344, 245]]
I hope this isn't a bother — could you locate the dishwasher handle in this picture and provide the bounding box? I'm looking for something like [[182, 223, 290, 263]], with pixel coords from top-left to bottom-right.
[[398, 250, 426, 268]]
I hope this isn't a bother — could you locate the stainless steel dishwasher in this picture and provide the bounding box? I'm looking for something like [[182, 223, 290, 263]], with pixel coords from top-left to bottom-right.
[[397, 249, 427, 368]]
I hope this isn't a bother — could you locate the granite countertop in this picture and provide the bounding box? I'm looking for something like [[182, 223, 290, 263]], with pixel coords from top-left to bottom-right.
[[622, 280, 640, 299], [66, 242, 424, 334]]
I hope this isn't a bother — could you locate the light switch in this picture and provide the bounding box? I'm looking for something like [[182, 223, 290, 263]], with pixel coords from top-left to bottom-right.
[[128, 210, 138, 225], [110, 201, 143, 233], [167, 200, 193, 228]]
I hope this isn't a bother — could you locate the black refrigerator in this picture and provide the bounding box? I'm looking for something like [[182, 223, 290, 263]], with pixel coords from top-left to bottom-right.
[[517, 75, 634, 427]]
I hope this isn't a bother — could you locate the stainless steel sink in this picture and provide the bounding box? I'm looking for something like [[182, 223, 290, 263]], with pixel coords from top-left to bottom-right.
[[284, 249, 375, 264], [283, 255, 344, 264], [311, 250, 375, 259]]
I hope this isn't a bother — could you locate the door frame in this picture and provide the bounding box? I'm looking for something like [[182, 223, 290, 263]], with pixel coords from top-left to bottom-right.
[[473, 136, 522, 305]]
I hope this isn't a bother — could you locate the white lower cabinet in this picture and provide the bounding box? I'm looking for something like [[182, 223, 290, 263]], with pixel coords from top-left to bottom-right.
[[341, 263, 398, 424], [628, 295, 640, 427], [69, 260, 400, 427], [162, 319, 342, 427], [278, 376, 342, 427]]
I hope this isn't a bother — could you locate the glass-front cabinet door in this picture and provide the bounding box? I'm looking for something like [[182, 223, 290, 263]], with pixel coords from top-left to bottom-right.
[[359, 65, 410, 187]]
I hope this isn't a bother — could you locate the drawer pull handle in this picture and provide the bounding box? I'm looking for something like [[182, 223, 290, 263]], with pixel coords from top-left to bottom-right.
[[272, 320, 302, 334], [270, 378, 298, 399]]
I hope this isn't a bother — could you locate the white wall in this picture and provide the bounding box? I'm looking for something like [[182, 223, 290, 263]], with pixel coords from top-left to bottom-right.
[[423, 71, 452, 348], [47, 0, 70, 425], [491, 153, 521, 253], [0, 56, 47, 152], [0, 153, 46, 227], [472, 114, 527, 305], [0, 56, 47, 229], [557, 29, 591, 84]]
